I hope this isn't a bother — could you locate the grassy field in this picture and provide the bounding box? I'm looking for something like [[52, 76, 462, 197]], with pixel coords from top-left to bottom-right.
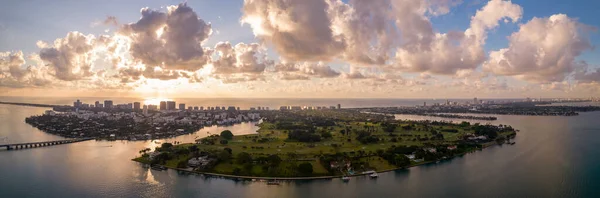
[[191, 121, 476, 156]]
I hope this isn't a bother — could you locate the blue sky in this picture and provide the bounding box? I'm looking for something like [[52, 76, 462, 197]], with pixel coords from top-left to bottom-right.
[[0, 0, 599, 98], [2, 0, 597, 62]]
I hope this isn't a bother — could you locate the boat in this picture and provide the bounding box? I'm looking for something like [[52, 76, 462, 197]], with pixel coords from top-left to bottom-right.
[[369, 172, 378, 178], [342, 176, 350, 182], [267, 180, 280, 185]]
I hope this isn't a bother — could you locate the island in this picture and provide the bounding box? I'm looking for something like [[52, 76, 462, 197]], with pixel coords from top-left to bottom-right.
[[133, 109, 516, 179]]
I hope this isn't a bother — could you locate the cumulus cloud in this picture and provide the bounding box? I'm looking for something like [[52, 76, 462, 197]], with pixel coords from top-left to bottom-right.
[[274, 61, 340, 80], [327, 0, 397, 65], [212, 42, 273, 74], [394, 0, 522, 75], [210, 42, 275, 83], [0, 51, 53, 88], [118, 3, 212, 71], [574, 66, 600, 83], [117, 66, 190, 83], [39, 31, 98, 81], [241, 0, 346, 62], [484, 14, 593, 82], [428, 0, 463, 16], [104, 16, 118, 26]]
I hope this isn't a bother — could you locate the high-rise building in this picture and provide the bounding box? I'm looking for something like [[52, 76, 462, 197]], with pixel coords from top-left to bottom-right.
[[194, 106, 199, 110], [127, 103, 133, 109], [167, 101, 176, 110], [179, 103, 186, 111], [228, 106, 236, 111], [237, 107, 240, 111], [142, 105, 148, 115], [199, 106, 203, 110], [95, 101, 100, 108], [160, 101, 167, 111], [74, 99, 82, 108], [337, 104, 341, 109], [148, 104, 158, 110], [134, 102, 141, 110], [473, 97, 478, 105], [216, 106, 221, 111], [104, 100, 113, 109], [188, 107, 193, 111]]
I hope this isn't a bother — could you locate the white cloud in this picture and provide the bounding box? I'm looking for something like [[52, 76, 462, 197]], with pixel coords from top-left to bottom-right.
[[0, 51, 53, 88], [394, 0, 522, 75], [241, 0, 346, 61], [38, 31, 100, 81], [484, 14, 593, 82], [274, 61, 341, 80], [118, 3, 212, 71]]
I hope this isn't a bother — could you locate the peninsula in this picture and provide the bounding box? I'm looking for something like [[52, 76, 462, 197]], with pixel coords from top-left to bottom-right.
[[133, 109, 516, 179]]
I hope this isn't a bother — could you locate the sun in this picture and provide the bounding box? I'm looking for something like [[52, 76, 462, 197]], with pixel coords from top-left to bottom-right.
[[143, 98, 172, 106]]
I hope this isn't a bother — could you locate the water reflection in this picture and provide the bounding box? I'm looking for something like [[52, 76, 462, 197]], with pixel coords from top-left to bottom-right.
[[2, 104, 600, 197]]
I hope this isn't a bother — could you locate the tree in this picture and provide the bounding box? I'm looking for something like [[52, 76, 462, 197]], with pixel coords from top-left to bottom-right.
[[220, 139, 228, 145], [224, 147, 233, 154], [220, 130, 234, 140], [177, 160, 187, 168], [267, 154, 282, 167], [298, 162, 313, 176], [382, 122, 397, 133], [321, 132, 332, 139], [218, 150, 232, 161], [232, 168, 242, 175], [160, 143, 173, 150], [393, 154, 410, 167], [237, 152, 253, 164], [188, 145, 199, 153]]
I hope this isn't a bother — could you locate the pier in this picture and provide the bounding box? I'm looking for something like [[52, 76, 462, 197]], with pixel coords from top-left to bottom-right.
[[0, 138, 94, 150]]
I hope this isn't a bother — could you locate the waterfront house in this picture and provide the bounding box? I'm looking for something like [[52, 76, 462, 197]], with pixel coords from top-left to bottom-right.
[[148, 152, 163, 160], [188, 156, 216, 168]]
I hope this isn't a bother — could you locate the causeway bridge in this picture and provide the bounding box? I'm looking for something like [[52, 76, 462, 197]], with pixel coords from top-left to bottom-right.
[[0, 138, 94, 150]]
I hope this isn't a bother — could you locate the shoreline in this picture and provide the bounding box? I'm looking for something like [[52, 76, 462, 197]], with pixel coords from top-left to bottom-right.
[[132, 144, 495, 181]]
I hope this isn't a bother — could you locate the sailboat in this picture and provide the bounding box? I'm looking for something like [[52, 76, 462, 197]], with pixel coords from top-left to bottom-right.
[[342, 176, 350, 182], [369, 172, 379, 178]]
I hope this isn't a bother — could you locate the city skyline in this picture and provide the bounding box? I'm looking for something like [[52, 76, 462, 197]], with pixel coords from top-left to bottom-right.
[[1, 0, 600, 99]]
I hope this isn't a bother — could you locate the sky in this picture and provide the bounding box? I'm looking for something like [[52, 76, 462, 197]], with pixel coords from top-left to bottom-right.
[[0, 0, 599, 99]]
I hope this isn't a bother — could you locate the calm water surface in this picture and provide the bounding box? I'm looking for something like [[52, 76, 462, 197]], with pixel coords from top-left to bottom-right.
[[1, 100, 600, 197]]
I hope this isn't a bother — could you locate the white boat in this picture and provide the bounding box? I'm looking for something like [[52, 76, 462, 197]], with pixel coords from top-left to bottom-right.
[[369, 172, 378, 178], [342, 176, 350, 182]]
